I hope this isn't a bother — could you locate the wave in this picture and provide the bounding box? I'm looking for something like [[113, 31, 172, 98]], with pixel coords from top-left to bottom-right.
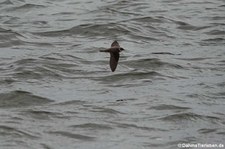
[[32, 23, 131, 38], [113, 122, 166, 132], [0, 125, 38, 138], [5, 3, 46, 12], [70, 123, 113, 130], [0, 90, 52, 108], [174, 21, 211, 31], [151, 104, 191, 110], [205, 30, 225, 35], [200, 37, 225, 46], [90, 106, 124, 114], [0, 0, 13, 5], [124, 58, 184, 70], [0, 28, 26, 47], [21, 109, 62, 120], [159, 112, 221, 123], [94, 70, 162, 84], [9, 54, 82, 80], [47, 131, 95, 141]]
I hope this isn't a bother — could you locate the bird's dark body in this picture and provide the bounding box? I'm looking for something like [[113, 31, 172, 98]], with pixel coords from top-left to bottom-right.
[[100, 41, 124, 72]]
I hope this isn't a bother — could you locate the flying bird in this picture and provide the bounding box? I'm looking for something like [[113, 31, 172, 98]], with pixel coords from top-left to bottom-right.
[[100, 41, 124, 72]]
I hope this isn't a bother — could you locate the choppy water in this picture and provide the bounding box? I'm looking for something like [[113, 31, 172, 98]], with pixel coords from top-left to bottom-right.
[[0, 0, 225, 148]]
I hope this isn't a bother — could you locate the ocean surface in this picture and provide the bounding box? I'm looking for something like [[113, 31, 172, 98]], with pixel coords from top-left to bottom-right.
[[0, 0, 225, 148]]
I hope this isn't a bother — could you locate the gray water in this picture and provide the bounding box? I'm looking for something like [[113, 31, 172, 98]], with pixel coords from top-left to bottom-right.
[[0, 0, 225, 148]]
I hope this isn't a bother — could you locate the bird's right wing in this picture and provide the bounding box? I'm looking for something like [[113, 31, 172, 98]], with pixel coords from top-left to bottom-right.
[[110, 52, 119, 72]]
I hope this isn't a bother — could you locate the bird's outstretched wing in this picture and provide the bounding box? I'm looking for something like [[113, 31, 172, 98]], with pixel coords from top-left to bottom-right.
[[111, 41, 120, 47], [110, 52, 120, 72]]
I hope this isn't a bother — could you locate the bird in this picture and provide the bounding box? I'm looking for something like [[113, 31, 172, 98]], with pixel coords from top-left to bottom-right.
[[100, 41, 124, 72]]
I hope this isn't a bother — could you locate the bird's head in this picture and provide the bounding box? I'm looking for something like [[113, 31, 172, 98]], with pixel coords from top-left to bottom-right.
[[119, 48, 125, 52]]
